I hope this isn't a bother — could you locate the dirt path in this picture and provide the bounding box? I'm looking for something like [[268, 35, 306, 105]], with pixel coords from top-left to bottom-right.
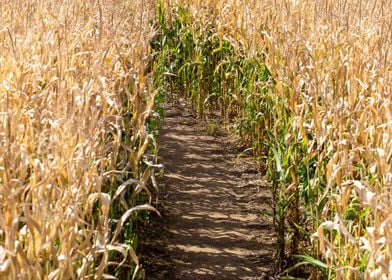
[[142, 102, 276, 279]]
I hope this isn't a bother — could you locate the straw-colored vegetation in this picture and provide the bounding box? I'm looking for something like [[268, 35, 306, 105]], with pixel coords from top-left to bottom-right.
[[1, 0, 391, 279], [0, 0, 159, 279], [154, 0, 392, 278]]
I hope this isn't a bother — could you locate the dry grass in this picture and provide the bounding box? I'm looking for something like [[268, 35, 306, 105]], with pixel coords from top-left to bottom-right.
[[159, 0, 391, 278], [0, 0, 158, 279]]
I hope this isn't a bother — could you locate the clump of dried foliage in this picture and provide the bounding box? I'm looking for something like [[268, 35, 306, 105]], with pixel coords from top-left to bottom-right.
[[0, 0, 159, 278]]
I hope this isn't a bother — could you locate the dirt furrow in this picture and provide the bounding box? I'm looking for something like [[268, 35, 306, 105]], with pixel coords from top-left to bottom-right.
[[142, 103, 276, 279]]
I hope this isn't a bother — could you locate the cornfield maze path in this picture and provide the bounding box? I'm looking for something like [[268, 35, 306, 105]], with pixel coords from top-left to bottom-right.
[[142, 101, 276, 279]]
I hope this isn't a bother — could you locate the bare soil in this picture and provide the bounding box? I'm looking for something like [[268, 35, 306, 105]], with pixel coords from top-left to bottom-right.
[[141, 102, 276, 279]]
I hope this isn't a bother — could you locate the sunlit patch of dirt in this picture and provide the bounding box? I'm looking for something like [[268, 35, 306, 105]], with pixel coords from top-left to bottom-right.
[[141, 102, 276, 279]]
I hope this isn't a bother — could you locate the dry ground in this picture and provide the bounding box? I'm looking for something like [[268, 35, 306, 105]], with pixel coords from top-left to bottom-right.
[[141, 102, 276, 279]]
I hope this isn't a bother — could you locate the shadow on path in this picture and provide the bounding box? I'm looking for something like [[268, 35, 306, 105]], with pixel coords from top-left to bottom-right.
[[142, 102, 276, 279]]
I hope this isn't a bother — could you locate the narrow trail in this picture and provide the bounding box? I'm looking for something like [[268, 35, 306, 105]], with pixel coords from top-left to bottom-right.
[[143, 102, 276, 279]]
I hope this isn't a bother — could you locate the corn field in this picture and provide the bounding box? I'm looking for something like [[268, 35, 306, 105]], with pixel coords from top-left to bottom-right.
[[153, 0, 391, 278], [0, 0, 159, 278], [0, 0, 391, 279]]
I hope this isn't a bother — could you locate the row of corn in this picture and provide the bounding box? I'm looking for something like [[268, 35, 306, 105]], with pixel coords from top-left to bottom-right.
[[0, 1, 160, 279], [153, 1, 392, 279]]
